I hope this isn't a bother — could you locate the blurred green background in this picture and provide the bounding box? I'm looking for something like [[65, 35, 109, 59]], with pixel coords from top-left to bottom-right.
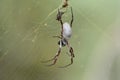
[[0, 0, 120, 80]]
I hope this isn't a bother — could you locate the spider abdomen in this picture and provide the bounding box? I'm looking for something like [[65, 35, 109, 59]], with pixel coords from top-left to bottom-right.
[[63, 22, 72, 40]]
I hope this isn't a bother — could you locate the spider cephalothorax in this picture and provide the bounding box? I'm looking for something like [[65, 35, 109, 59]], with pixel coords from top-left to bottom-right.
[[58, 38, 67, 47]]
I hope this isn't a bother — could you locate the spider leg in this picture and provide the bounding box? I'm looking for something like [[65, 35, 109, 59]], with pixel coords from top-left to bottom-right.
[[56, 9, 64, 21], [59, 42, 75, 68], [47, 47, 61, 66], [42, 40, 62, 66], [59, 19, 64, 38], [69, 47, 75, 58], [70, 7, 74, 27], [53, 35, 62, 39], [56, 8, 64, 37]]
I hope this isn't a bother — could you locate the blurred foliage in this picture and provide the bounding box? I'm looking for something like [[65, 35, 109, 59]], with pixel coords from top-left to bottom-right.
[[0, 0, 120, 80]]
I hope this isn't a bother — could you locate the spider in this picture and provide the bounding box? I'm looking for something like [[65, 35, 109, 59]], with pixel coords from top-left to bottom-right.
[[43, 7, 74, 68]]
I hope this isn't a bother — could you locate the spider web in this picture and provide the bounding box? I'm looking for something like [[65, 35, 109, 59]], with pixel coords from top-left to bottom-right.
[[0, 1, 61, 60], [0, 0, 73, 60], [0, 0, 113, 61]]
